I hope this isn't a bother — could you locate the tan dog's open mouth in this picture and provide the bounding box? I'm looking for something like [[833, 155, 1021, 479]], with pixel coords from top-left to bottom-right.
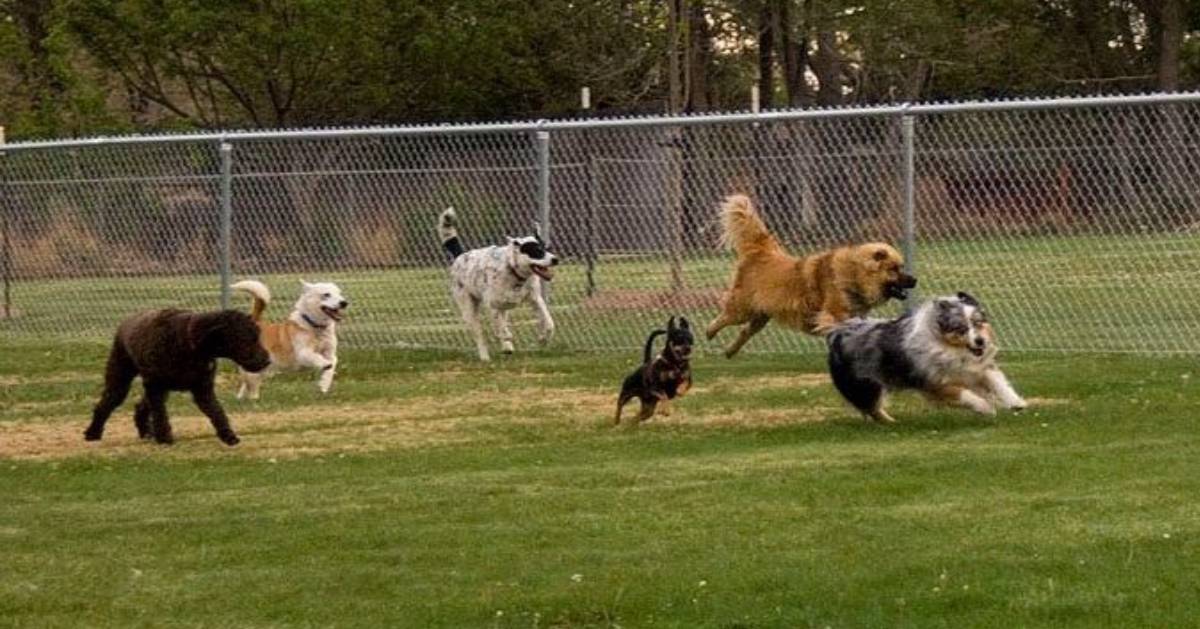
[[321, 306, 344, 321]]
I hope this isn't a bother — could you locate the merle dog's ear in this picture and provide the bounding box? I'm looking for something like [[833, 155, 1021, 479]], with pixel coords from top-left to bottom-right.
[[956, 291, 981, 307]]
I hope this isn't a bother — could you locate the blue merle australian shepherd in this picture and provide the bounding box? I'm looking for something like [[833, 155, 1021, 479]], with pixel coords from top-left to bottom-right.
[[826, 292, 1027, 423]]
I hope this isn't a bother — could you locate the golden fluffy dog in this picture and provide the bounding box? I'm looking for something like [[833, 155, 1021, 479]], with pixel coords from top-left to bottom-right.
[[706, 194, 917, 357]]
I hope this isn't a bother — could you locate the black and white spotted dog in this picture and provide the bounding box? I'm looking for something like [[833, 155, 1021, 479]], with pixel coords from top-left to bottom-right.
[[438, 207, 558, 361], [826, 292, 1027, 423]]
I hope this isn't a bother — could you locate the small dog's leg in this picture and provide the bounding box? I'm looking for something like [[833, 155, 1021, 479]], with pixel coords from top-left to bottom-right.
[[656, 398, 672, 417], [84, 343, 137, 441], [724, 313, 770, 358], [531, 290, 555, 346], [615, 393, 633, 425], [145, 385, 174, 445], [636, 399, 658, 422], [192, 385, 240, 446], [984, 369, 1027, 411], [242, 371, 263, 401]]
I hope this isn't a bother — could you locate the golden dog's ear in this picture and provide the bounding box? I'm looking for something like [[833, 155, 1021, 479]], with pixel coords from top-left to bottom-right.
[[872, 248, 890, 262]]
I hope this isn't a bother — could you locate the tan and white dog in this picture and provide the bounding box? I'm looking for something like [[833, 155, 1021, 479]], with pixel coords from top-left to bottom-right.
[[230, 279, 348, 399]]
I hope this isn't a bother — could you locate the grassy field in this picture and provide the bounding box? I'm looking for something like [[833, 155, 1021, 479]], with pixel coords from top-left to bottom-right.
[[4, 231, 1200, 354], [3, 342, 1199, 628]]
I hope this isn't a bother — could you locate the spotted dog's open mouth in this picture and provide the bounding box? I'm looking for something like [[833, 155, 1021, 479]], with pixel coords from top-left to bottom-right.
[[321, 306, 344, 321], [969, 346, 985, 357], [531, 265, 555, 281]]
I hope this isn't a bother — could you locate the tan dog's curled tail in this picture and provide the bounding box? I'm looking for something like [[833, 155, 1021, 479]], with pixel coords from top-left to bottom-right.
[[231, 280, 271, 322], [718, 194, 782, 260]]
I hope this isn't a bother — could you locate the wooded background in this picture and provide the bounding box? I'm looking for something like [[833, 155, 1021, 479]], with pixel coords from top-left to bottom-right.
[[1, 0, 1198, 140]]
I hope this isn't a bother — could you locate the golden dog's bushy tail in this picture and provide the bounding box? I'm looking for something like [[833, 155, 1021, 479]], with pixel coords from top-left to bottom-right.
[[718, 194, 783, 259], [230, 280, 270, 322]]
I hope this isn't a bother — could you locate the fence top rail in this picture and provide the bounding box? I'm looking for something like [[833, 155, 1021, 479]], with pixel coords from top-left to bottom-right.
[[3, 91, 1200, 153]]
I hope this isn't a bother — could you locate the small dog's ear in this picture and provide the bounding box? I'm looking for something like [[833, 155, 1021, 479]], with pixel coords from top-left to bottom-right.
[[667, 316, 676, 332], [678, 317, 691, 330], [956, 291, 980, 307]]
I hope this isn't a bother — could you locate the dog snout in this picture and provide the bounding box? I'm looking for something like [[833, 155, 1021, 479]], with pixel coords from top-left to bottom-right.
[[972, 336, 986, 348], [338, 299, 349, 309], [900, 273, 917, 289], [549, 256, 560, 266]]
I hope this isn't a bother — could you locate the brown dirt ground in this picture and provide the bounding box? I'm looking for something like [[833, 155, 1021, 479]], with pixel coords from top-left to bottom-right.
[[0, 375, 1069, 462]]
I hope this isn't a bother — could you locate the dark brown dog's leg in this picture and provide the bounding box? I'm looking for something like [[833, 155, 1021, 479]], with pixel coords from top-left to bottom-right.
[[133, 396, 152, 439], [84, 343, 137, 441], [724, 313, 770, 358], [144, 385, 174, 445], [192, 385, 240, 446]]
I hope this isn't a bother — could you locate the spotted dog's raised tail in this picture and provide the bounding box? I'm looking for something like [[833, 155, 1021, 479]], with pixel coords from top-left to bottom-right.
[[438, 207, 465, 260]]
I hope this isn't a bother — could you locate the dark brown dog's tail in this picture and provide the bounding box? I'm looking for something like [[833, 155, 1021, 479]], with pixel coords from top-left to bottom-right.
[[230, 280, 270, 322], [718, 194, 784, 260]]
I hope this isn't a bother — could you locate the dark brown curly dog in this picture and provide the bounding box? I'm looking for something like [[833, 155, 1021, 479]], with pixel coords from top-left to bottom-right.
[[83, 309, 271, 446]]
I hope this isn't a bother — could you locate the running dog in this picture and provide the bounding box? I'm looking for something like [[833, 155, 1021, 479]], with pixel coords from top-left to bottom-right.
[[438, 207, 558, 361], [231, 279, 348, 398], [826, 292, 1027, 423], [615, 317, 694, 424], [706, 194, 917, 357], [84, 308, 270, 446]]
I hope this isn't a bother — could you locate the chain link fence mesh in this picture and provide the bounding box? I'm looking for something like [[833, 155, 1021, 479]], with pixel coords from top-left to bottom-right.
[[3, 95, 1199, 355]]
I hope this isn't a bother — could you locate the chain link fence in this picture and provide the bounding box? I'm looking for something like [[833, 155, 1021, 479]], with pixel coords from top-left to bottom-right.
[[2, 93, 1199, 355]]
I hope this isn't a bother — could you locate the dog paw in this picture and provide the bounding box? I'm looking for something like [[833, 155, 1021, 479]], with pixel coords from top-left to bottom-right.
[[83, 428, 103, 441], [153, 435, 175, 446], [501, 341, 515, 354], [1009, 398, 1028, 412], [219, 432, 241, 446]]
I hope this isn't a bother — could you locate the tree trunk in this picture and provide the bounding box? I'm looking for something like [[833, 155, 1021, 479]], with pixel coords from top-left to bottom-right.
[[758, 2, 775, 109], [666, 0, 683, 113], [686, 1, 712, 112], [1156, 0, 1182, 91], [811, 28, 843, 107], [779, 0, 809, 107]]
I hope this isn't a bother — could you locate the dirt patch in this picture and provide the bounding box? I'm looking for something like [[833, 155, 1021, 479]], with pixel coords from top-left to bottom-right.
[[580, 288, 723, 312], [0, 371, 98, 387], [695, 373, 830, 394]]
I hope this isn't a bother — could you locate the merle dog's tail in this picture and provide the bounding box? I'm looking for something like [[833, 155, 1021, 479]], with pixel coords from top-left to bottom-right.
[[438, 207, 465, 260], [643, 329, 667, 363]]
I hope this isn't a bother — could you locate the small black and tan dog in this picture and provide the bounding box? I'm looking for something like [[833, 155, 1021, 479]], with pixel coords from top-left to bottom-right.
[[615, 316, 694, 424]]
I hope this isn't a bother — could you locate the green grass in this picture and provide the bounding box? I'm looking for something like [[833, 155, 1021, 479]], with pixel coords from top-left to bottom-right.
[[4, 231, 1200, 354], [2, 344, 1199, 627]]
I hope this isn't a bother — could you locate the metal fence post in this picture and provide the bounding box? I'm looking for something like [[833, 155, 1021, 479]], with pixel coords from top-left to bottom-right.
[[901, 112, 917, 307], [535, 126, 552, 302], [0, 126, 10, 320], [218, 140, 234, 310], [535, 127, 551, 244]]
